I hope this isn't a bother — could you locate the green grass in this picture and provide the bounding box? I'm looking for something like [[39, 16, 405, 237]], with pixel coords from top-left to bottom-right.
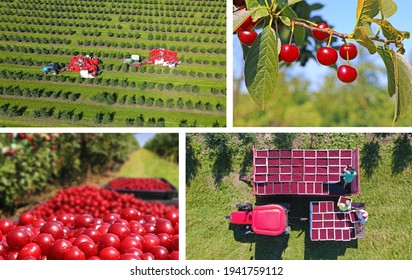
[[117, 149, 178, 188], [186, 134, 412, 260]]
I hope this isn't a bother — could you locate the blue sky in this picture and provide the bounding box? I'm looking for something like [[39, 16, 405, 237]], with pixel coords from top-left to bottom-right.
[[135, 133, 156, 147], [234, 0, 412, 91]]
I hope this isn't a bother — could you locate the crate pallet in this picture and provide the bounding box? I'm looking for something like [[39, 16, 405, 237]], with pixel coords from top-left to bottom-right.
[[252, 148, 360, 196]]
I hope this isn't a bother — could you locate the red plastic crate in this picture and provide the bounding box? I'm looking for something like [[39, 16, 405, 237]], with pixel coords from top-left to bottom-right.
[[267, 174, 279, 182], [257, 185, 265, 194], [335, 229, 343, 240], [327, 229, 334, 239], [327, 201, 334, 212], [316, 175, 328, 182], [281, 183, 290, 194], [305, 150, 316, 157], [323, 221, 334, 228], [290, 182, 298, 194], [280, 158, 292, 165], [319, 229, 327, 240], [268, 158, 279, 165], [317, 150, 328, 157], [329, 174, 341, 182], [329, 150, 340, 157], [280, 150, 292, 157], [312, 213, 322, 220], [324, 213, 334, 220], [335, 221, 345, 228], [311, 229, 319, 240], [255, 174, 266, 182], [280, 174, 292, 181], [329, 158, 340, 165], [315, 182, 323, 194], [312, 202, 320, 213], [268, 150, 280, 157], [255, 166, 267, 173], [320, 202, 327, 212], [268, 166, 279, 174], [292, 150, 304, 157], [305, 166, 315, 173], [304, 174, 316, 181], [342, 229, 351, 241], [265, 183, 274, 194], [317, 158, 328, 165], [298, 182, 306, 194], [306, 182, 314, 193], [280, 166, 292, 173], [274, 183, 281, 194], [316, 166, 327, 174], [329, 166, 341, 174], [305, 159, 316, 165], [312, 221, 322, 229], [341, 150, 352, 157], [292, 174, 303, 181], [256, 150, 268, 157], [292, 166, 303, 173], [255, 158, 266, 165], [341, 158, 352, 166], [292, 158, 304, 165]]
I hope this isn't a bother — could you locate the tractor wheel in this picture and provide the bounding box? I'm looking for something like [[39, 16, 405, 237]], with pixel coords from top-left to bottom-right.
[[236, 203, 253, 212]]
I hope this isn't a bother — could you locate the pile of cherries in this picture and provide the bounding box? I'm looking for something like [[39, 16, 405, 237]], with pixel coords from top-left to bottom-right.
[[108, 178, 174, 191], [0, 186, 179, 260]]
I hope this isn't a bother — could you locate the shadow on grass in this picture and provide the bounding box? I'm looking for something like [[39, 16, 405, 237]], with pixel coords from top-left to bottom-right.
[[229, 196, 358, 259], [212, 149, 232, 184], [360, 140, 381, 178], [186, 136, 200, 184], [392, 134, 411, 175]]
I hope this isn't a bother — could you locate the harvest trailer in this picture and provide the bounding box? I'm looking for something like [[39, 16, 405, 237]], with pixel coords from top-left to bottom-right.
[[229, 148, 366, 241]]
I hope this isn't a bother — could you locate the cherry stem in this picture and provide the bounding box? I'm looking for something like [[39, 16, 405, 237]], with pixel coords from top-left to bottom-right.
[[291, 20, 398, 45], [327, 32, 333, 47], [289, 22, 295, 45]]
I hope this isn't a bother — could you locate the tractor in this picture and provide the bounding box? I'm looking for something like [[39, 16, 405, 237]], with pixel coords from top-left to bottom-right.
[[41, 63, 60, 75]]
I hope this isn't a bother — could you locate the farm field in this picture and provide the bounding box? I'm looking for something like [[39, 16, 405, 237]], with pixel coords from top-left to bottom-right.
[[186, 133, 412, 260], [0, 0, 226, 127]]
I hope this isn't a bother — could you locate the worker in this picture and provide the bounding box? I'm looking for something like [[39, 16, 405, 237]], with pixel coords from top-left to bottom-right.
[[338, 199, 351, 211], [356, 209, 368, 223], [342, 165, 357, 194]]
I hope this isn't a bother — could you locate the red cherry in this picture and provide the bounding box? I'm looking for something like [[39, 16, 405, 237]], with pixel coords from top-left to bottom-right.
[[239, 16, 253, 30], [238, 30, 258, 46], [339, 43, 358, 60], [316, 47, 338, 66], [234, 0, 246, 7], [312, 23, 330, 41], [337, 65, 357, 83], [280, 44, 300, 63]]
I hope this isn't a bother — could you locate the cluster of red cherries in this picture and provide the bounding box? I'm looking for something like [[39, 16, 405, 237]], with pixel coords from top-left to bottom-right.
[[236, 6, 358, 84], [0, 186, 179, 260]]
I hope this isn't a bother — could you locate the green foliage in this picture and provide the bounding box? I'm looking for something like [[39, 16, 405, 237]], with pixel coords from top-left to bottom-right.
[[0, 133, 138, 213], [144, 134, 178, 163]]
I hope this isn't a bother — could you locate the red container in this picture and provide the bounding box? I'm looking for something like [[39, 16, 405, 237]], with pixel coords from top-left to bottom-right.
[[305, 150, 316, 157], [341, 150, 352, 157], [305, 166, 315, 173], [256, 150, 268, 157], [292, 158, 304, 166], [255, 166, 267, 173], [292, 150, 304, 157], [255, 157, 266, 165], [329, 150, 340, 157], [280, 150, 292, 157], [268, 166, 280, 174], [267, 174, 279, 182], [280, 158, 292, 165], [280, 166, 292, 173], [268, 150, 280, 157], [268, 158, 279, 165], [255, 174, 267, 182], [305, 159, 316, 166], [292, 174, 303, 181]]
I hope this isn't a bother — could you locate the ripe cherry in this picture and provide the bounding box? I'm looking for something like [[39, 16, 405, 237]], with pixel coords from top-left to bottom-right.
[[312, 23, 330, 41], [337, 65, 357, 83], [239, 16, 253, 31], [280, 44, 300, 63], [339, 43, 358, 60], [238, 30, 258, 46], [317, 47, 338, 66]]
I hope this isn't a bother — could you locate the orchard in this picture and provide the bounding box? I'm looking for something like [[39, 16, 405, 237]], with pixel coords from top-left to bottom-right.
[[234, 0, 411, 125]]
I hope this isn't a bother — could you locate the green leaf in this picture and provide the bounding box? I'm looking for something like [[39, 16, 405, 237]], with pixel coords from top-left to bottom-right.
[[246, 0, 260, 9], [288, 0, 303, 5], [394, 52, 412, 122], [352, 26, 377, 54], [280, 16, 291, 26], [279, 4, 306, 45], [244, 25, 279, 110], [377, 46, 396, 97], [251, 6, 270, 22], [365, 18, 410, 41], [310, 3, 324, 10], [380, 0, 397, 19], [356, 0, 380, 24]]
